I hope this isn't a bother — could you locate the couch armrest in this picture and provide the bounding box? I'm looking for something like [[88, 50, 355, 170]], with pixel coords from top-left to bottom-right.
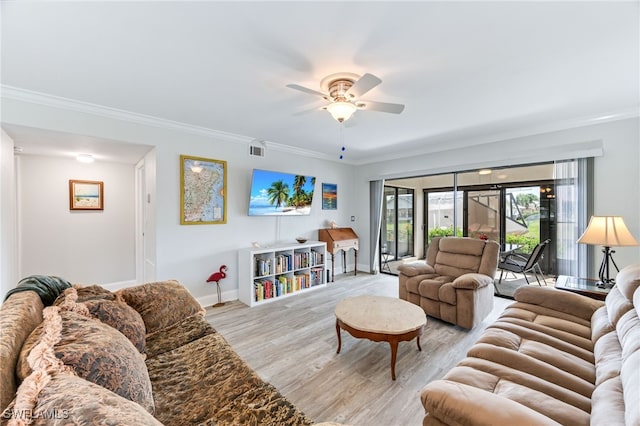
[[452, 273, 492, 290], [514, 286, 604, 321], [116, 280, 205, 335], [397, 261, 435, 277], [421, 380, 561, 426]]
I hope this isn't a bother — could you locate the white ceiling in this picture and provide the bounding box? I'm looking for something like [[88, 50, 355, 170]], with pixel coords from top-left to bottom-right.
[[1, 1, 638, 164]]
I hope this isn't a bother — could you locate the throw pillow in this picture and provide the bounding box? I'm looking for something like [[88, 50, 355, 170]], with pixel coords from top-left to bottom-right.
[[83, 299, 147, 354], [17, 309, 154, 414], [116, 279, 204, 335], [53, 287, 146, 354], [53, 284, 116, 305]]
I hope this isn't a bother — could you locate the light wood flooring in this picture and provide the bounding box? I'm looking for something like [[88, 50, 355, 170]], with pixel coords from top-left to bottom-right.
[[205, 273, 512, 426]]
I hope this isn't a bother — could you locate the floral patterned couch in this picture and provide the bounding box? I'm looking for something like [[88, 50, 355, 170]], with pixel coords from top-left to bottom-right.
[[1, 278, 337, 425]]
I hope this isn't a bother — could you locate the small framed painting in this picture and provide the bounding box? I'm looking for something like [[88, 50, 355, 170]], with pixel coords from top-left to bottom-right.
[[69, 180, 104, 210], [322, 183, 337, 210], [180, 155, 227, 225]]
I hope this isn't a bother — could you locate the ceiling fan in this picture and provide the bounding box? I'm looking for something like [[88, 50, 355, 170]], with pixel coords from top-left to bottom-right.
[[286, 72, 405, 123]]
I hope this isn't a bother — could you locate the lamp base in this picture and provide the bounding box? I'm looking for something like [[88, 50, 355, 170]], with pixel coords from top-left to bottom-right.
[[595, 279, 615, 289], [597, 246, 619, 289]]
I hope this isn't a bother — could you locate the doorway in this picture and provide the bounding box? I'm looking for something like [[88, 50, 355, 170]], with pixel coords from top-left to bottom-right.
[[380, 186, 414, 273]]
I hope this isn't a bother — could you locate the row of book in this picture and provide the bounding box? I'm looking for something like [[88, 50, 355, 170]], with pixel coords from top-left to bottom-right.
[[254, 251, 324, 277], [253, 268, 324, 301]]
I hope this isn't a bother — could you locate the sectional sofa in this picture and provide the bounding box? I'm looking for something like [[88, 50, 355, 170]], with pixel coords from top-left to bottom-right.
[[420, 262, 640, 425]]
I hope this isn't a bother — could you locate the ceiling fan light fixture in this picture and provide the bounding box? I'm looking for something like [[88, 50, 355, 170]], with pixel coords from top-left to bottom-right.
[[326, 101, 357, 123]]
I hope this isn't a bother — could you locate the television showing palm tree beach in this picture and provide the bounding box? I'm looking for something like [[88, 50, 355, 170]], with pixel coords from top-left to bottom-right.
[[248, 169, 316, 216]]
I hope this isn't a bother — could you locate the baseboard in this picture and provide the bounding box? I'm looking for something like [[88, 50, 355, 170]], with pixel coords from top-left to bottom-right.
[[101, 279, 138, 292], [197, 289, 238, 308]]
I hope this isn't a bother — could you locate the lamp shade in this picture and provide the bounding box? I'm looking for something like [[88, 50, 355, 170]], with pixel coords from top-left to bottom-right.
[[577, 216, 639, 247], [326, 101, 357, 123]]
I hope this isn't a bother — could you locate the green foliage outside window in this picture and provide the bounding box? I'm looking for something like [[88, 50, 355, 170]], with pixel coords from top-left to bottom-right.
[[505, 234, 539, 253], [428, 226, 463, 242]]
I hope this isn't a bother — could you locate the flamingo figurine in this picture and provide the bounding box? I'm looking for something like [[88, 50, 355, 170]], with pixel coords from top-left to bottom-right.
[[207, 265, 228, 307]]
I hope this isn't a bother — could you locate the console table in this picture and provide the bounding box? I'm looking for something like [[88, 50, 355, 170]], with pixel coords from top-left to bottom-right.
[[555, 275, 609, 301]]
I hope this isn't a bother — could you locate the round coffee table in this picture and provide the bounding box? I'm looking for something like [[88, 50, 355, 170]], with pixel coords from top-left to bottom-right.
[[334, 295, 426, 380]]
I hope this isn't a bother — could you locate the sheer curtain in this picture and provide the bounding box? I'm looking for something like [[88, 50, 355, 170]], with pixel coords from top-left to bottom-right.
[[369, 180, 385, 273], [554, 158, 593, 277]]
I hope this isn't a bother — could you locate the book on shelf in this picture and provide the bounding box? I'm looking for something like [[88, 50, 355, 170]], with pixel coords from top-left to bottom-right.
[[255, 257, 272, 277]]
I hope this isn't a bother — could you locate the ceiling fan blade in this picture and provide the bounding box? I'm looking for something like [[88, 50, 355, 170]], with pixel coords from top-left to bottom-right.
[[286, 84, 329, 99], [357, 100, 405, 114], [293, 104, 326, 116], [345, 73, 382, 99]]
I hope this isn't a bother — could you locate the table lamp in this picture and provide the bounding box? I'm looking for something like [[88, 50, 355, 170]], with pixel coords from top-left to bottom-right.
[[577, 216, 639, 288]]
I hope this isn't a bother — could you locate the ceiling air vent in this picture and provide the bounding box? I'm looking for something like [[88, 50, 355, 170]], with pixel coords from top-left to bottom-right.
[[249, 145, 265, 157]]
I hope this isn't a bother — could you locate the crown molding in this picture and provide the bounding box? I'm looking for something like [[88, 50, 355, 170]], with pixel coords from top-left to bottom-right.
[[0, 85, 340, 161], [353, 107, 639, 166]]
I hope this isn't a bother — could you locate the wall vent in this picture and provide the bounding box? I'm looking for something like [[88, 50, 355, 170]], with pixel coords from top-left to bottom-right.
[[249, 145, 265, 157]]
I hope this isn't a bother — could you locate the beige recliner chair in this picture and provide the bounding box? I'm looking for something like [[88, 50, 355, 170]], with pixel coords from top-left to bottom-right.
[[397, 236, 499, 329]]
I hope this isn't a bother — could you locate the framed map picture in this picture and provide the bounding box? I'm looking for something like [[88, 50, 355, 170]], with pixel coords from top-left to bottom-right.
[[322, 183, 337, 210], [69, 180, 104, 210], [180, 155, 227, 225]]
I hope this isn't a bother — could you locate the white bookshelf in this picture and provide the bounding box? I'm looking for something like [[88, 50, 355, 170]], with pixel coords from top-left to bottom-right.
[[238, 241, 327, 307]]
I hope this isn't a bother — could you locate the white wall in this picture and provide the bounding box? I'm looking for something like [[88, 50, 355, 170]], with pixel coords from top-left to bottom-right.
[[18, 155, 136, 284], [3, 96, 637, 301], [1, 97, 357, 305], [355, 118, 640, 277], [0, 130, 18, 297], [151, 137, 356, 304]]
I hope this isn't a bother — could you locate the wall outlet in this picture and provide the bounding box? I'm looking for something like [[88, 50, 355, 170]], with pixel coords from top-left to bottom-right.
[[350, 216, 355, 222]]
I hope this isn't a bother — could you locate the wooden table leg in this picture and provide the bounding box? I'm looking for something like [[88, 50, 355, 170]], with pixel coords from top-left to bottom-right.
[[389, 340, 399, 380], [336, 320, 342, 354], [354, 249, 357, 276], [416, 335, 422, 351], [331, 253, 335, 282]]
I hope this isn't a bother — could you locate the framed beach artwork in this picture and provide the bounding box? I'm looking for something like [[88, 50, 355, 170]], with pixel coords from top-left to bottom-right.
[[69, 180, 104, 210], [322, 183, 337, 210], [180, 155, 227, 225]]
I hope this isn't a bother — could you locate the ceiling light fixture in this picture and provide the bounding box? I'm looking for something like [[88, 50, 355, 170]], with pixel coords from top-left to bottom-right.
[[326, 101, 357, 123], [76, 154, 95, 163], [478, 169, 492, 175]]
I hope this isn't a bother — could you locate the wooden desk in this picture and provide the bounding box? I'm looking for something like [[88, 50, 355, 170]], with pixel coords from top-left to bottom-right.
[[555, 275, 609, 301], [318, 227, 358, 282]]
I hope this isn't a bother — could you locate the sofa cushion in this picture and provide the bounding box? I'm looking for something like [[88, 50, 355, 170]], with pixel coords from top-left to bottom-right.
[[2, 374, 162, 425], [17, 308, 154, 414], [146, 332, 313, 425], [397, 261, 434, 277], [615, 263, 640, 302], [418, 276, 453, 300], [0, 291, 44, 412], [421, 376, 584, 426], [514, 286, 603, 322], [116, 280, 204, 335], [145, 313, 215, 359]]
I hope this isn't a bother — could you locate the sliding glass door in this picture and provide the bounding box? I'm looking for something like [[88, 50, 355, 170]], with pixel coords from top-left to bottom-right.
[[381, 186, 414, 269], [425, 190, 462, 243], [384, 160, 587, 278], [466, 189, 501, 242]]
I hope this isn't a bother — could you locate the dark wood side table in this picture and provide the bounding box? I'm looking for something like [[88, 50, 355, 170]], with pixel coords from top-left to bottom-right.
[[555, 275, 610, 301]]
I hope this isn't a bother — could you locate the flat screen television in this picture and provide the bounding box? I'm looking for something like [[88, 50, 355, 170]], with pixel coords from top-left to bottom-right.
[[248, 169, 316, 216]]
